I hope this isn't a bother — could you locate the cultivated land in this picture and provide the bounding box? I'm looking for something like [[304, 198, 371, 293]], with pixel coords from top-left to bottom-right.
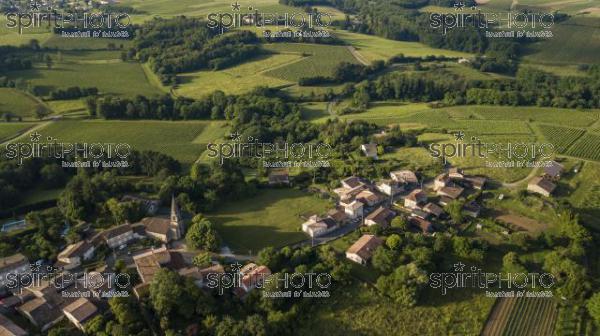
[[0, 122, 37, 142], [263, 43, 360, 82], [297, 280, 495, 336], [523, 17, 600, 65], [334, 30, 471, 62], [313, 102, 600, 182], [0, 88, 42, 118], [208, 188, 332, 253], [7, 51, 163, 97], [481, 297, 558, 336], [19, 120, 227, 165], [0, 16, 53, 46], [174, 53, 301, 97]]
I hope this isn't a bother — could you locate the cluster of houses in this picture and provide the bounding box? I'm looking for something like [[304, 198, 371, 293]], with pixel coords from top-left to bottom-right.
[[527, 161, 564, 197], [0, 253, 104, 334], [340, 167, 487, 266], [56, 196, 186, 270], [302, 171, 418, 239]]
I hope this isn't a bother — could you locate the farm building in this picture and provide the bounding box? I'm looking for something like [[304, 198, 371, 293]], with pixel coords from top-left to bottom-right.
[[527, 177, 556, 197]]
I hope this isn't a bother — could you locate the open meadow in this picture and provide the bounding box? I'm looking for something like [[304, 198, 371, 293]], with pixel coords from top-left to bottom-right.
[[0, 122, 38, 142], [0, 88, 43, 118], [208, 188, 332, 253]]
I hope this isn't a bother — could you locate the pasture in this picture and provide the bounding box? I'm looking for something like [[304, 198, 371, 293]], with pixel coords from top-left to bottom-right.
[[42, 35, 134, 50], [0, 88, 43, 118], [21, 120, 228, 165], [0, 16, 53, 46], [208, 188, 332, 253]]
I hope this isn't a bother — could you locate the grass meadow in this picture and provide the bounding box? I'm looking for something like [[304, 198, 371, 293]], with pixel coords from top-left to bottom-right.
[[0, 88, 42, 118], [208, 188, 332, 253], [0, 122, 37, 142]]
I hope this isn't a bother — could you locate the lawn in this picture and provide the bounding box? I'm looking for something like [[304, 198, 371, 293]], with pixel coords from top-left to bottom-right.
[[25, 120, 226, 165], [7, 51, 163, 97], [0, 88, 42, 118], [174, 53, 300, 98], [208, 188, 332, 253], [42, 35, 134, 50]]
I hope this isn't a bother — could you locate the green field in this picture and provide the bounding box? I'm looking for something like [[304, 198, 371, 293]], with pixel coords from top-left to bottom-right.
[[334, 29, 471, 62], [482, 297, 558, 336], [208, 188, 332, 253], [297, 280, 495, 336], [174, 53, 300, 97], [0, 122, 37, 142], [20, 120, 228, 164], [264, 43, 360, 81], [537, 124, 585, 153], [42, 35, 134, 50], [0, 88, 43, 118], [0, 16, 53, 46], [7, 51, 163, 97], [566, 132, 600, 161], [524, 17, 600, 65]]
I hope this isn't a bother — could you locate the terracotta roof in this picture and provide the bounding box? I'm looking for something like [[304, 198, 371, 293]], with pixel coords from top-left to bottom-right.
[[390, 170, 418, 184], [423, 203, 444, 217], [103, 224, 132, 240], [241, 265, 271, 289], [346, 235, 383, 261], [0, 313, 27, 336], [63, 298, 97, 324], [140, 217, 170, 236], [0, 254, 28, 272], [365, 207, 395, 226], [529, 176, 556, 193], [133, 247, 172, 283], [544, 161, 564, 178], [341, 176, 363, 189], [411, 217, 433, 233], [18, 297, 62, 328], [437, 186, 464, 199], [327, 208, 348, 223], [58, 241, 92, 259], [406, 189, 426, 202]]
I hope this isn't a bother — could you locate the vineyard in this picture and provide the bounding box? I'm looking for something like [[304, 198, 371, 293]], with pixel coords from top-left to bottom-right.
[[567, 133, 600, 161], [537, 125, 585, 153], [481, 297, 558, 336]]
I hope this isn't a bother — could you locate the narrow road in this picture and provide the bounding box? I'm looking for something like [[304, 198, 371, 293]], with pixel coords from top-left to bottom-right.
[[347, 46, 370, 66]]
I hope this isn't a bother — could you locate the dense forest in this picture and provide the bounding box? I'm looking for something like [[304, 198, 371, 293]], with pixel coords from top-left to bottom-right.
[[133, 17, 261, 84]]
